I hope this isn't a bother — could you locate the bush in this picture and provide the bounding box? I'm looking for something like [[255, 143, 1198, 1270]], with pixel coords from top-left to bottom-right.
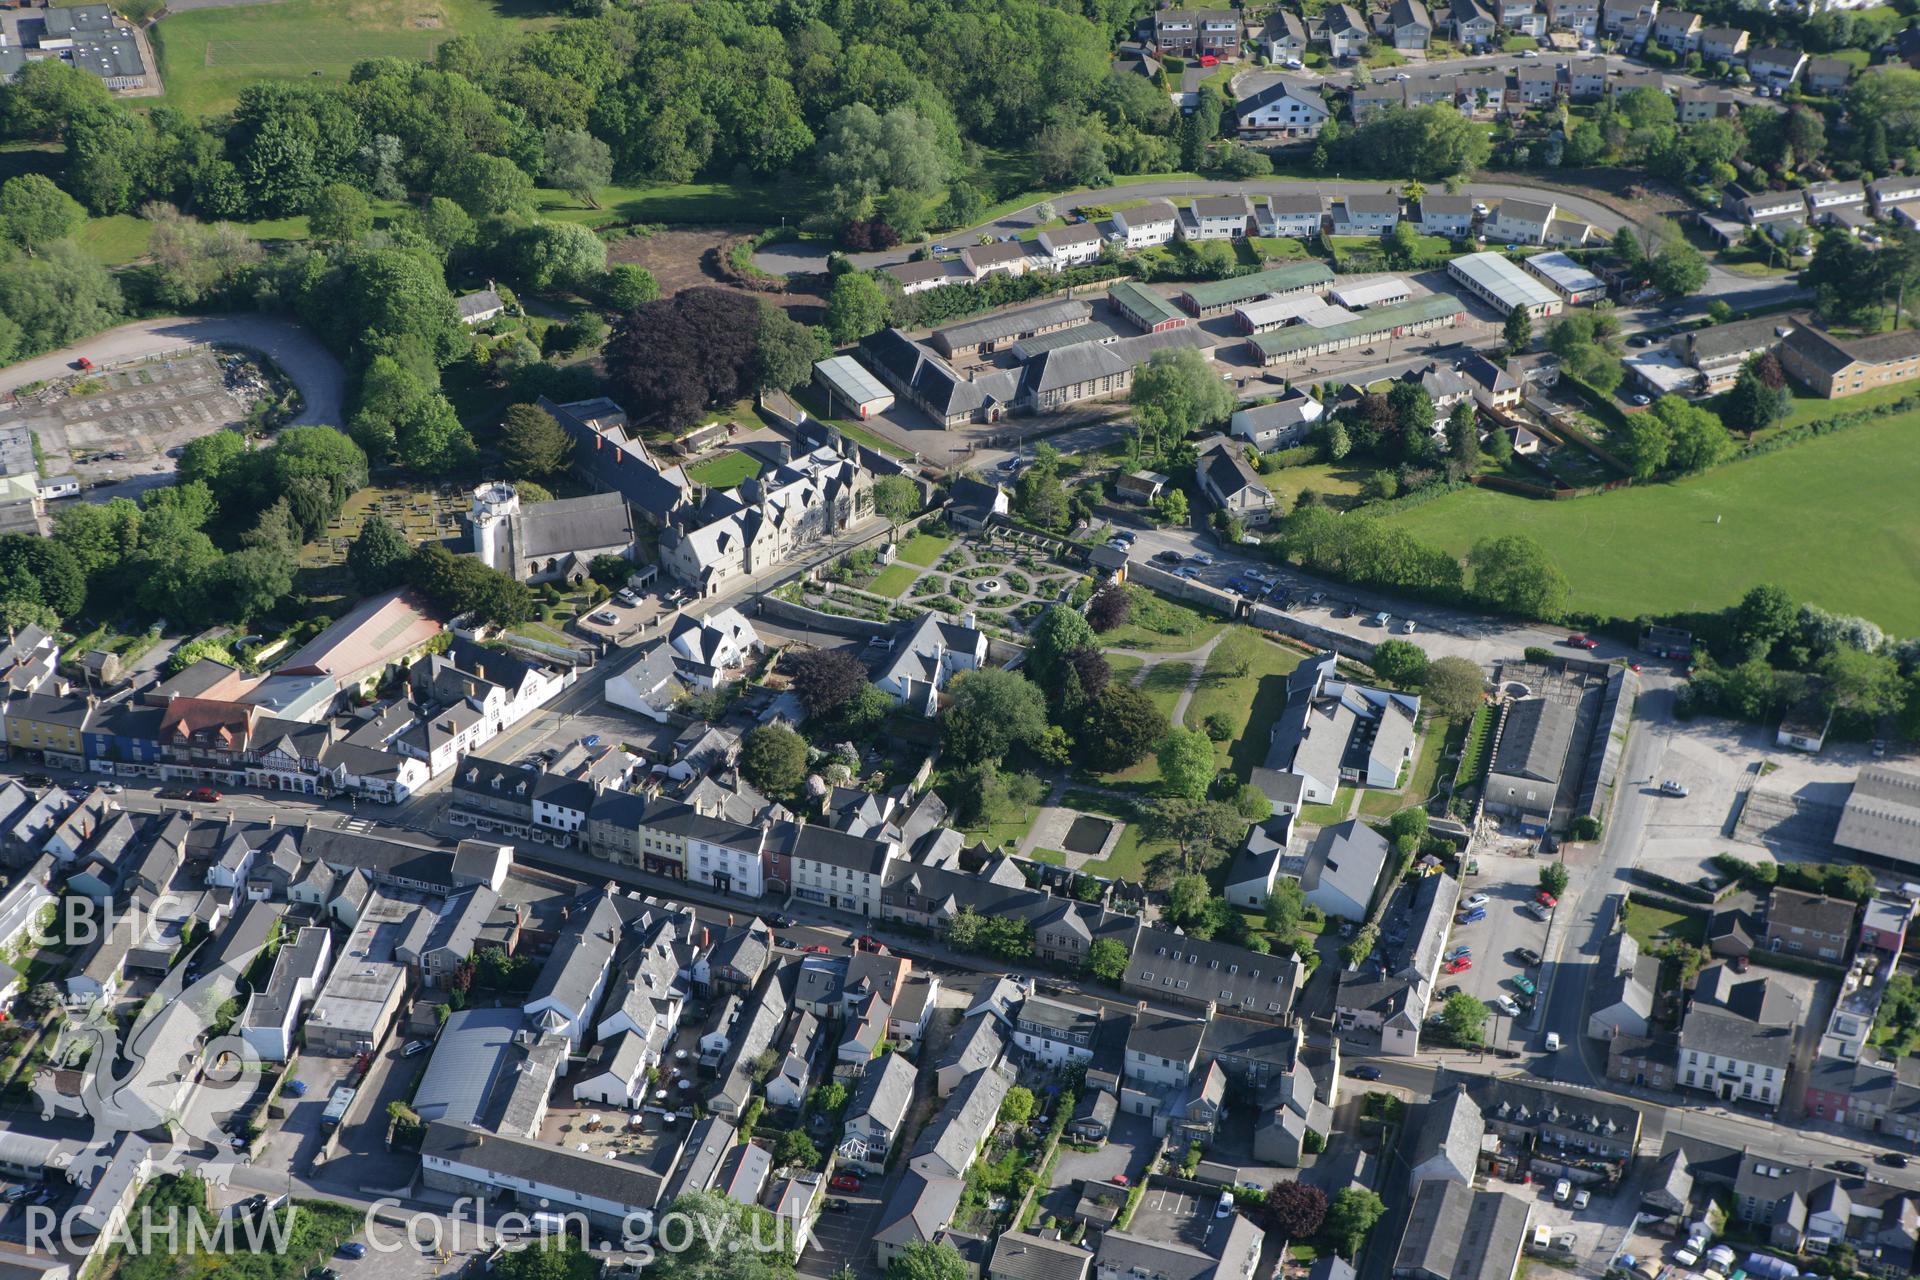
[[1203, 711, 1234, 741], [1524, 646, 1557, 664], [1569, 815, 1602, 841]]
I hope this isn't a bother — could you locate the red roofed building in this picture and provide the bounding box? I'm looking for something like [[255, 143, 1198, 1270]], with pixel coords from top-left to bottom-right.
[[280, 589, 445, 693]]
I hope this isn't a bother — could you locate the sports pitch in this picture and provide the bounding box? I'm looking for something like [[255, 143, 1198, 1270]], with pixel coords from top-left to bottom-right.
[[1384, 412, 1920, 633], [150, 0, 547, 115]]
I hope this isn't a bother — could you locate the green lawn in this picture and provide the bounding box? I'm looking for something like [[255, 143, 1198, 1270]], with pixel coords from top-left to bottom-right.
[[1383, 413, 1920, 633], [76, 200, 415, 266], [1139, 661, 1192, 720], [1770, 378, 1919, 433], [1502, 34, 1541, 50], [868, 564, 921, 598], [1057, 790, 1175, 883], [1181, 626, 1305, 773], [1098, 586, 1226, 653], [1259, 461, 1370, 510], [1299, 787, 1356, 827], [1249, 236, 1312, 261], [895, 532, 952, 568], [1621, 900, 1705, 950], [685, 451, 765, 490], [1359, 716, 1450, 817], [151, 0, 552, 116]]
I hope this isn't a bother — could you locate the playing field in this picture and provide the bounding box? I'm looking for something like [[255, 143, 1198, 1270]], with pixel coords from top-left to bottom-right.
[[1384, 412, 1920, 633], [151, 0, 548, 116]]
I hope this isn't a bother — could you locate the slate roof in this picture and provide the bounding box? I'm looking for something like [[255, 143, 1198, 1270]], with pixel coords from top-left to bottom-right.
[[848, 1048, 917, 1132], [991, 1231, 1093, 1280], [1678, 965, 1800, 1068], [1301, 819, 1389, 915], [1782, 324, 1920, 375], [1490, 697, 1574, 784], [1395, 1180, 1531, 1280], [874, 1170, 966, 1246], [913, 1063, 1011, 1177]]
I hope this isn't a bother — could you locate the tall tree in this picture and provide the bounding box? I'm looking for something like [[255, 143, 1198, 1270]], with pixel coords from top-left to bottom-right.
[[755, 305, 824, 393], [825, 272, 891, 344], [307, 182, 373, 244], [0, 174, 84, 253], [606, 287, 762, 427], [1467, 533, 1569, 619], [1129, 347, 1234, 458], [499, 403, 573, 479], [541, 126, 613, 208], [1156, 727, 1216, 801], [740, 724, 809, 796], [346, 514, 412, 594], [941, 668, 1048, 765]]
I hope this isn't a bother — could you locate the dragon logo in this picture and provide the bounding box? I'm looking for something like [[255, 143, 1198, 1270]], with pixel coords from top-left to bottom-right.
[[39, 939, 267, 1190]]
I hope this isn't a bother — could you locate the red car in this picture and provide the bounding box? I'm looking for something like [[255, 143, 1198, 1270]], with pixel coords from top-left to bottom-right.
[[1197, 53, 1219, 66], [72, 357, 93, 371], [803, 943, 831, 954], [1445, 956, 1472, 973], [1110, 1175, 1130, 1187], [1536, 890, 1558, 907], [829, 1174, 862, 1192], [1564, 634, 1597, 650], [852, 934, 883, 952], [190, 787, 222, 802]]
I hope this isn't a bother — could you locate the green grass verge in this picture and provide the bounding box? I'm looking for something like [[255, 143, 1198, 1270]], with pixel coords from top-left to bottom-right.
[[1181, 625, 1304, 773], [868, 563, 921, 599], [895, 532, 952, 568], [1382, 413, 1920, 633], [151, 0, 553, 116], [685, 451, 765, 490]]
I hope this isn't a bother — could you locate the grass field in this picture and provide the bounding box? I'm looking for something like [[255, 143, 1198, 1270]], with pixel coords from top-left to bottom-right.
[[1622, 900, 1705, 950], [1182, 626, 1304, 773], [1259, 461, 1369, 510], [895, 532, 951, 568], [76, 203, 412, 267], [152, 0, 551, 116], [535, 181, 795, 227], [1139, 662, 1192, 720], [1384, 413, 1920, 633], [685, 451, 764, 490], [1099, 586, 1226, 653], [1299, 787, 1356, 827]]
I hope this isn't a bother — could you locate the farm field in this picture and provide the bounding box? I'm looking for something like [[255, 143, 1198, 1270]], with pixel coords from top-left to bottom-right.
[[1383, 413, 1920, 633], [151, 0, 551, 116]]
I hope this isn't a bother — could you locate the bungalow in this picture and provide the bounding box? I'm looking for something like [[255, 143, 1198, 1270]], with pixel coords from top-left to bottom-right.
[[1195, 439, 1276, 528], [1747, 46, 1806, 90], [1384, 0, 1433, 49], [1112, 201, 1179, 249], [1448, 0, 1497, 46], [1235, 79, 1331, 139], [1870, 174, 1920, 214], [1698, 26, 1749, 62], [1484, 198, 1558, 244], [1322, 4, 1371, 58], [1651, 8, 1700, 51], [886, 260, 958, 296]]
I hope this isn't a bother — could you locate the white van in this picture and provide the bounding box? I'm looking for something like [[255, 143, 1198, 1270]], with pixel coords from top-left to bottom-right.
[[1545, 1032, 1562, 1052]]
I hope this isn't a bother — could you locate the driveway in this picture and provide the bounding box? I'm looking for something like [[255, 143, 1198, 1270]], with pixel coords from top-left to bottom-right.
[[1, 315, 345, 428]]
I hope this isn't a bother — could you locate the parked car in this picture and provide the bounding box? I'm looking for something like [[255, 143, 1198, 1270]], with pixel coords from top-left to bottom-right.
[[616, 588, 640, 605], [1553, 1179, 1571, 1204], [1457, 907, 1486, 925], [1659, 779, 1689, 797], [1830, 1160, 1869, 1177], [1564, 634, 1597, 649], [1198, 53, 1219, 66], [1878, 1153, 1910, 1168], [1573, 1190, 1591, 1210], [1495, 995, 1522, 1016], [1733, 955, 1751, 973], [1110, 1175, 1130, 1187], [1154, 550, 1183, 564], [22, 775, 53, 789], [803, 943, 831, 954], [1462, 893, 1489, 910], [824, 1199, 850, 1213], [1401, 620, 1417, 634], [829, 1174, 862, 1191], [1371, 611, 1391, 627], [851, 934, 882, 952], [338, 1243, 367, 1260], [283, 1080, 308, 1097], [190, 787, 222, 802], [1536, 889, 1558, 908], [1512, 975, 1537, 996], [1446, 945, 1471, 961], [1514, 947, 1541, 967], [1188, 553, 1213, 566], [766, 914, 793, 928], [1445, 956, 1472, 974], [592, 610, 619, 625], [1348, 1065, 1383, 1081]]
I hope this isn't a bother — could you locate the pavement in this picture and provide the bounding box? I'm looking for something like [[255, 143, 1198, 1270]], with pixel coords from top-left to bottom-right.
[[0, 315, 346, 429]]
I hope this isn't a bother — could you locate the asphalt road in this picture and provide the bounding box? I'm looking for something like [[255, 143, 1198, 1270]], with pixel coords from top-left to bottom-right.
[[1, 315, 346, 428]]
